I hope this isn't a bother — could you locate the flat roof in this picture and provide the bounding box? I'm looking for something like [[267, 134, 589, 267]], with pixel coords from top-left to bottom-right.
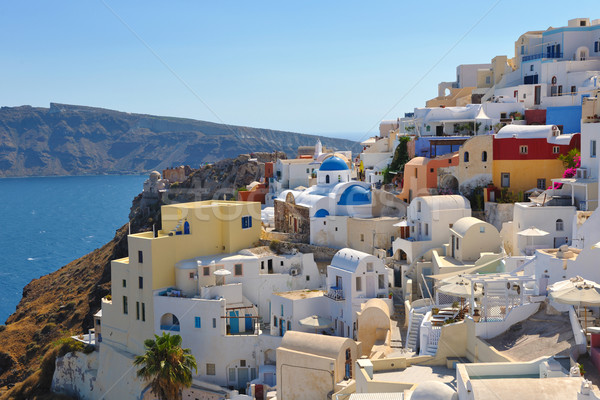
[[373, 365, 456, 390], [274, 289, 325, 300], [470, 377, 584, 399]]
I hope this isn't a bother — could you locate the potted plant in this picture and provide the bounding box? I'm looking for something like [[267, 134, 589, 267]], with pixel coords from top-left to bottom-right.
[[473, 309, 481, 323], [432, 308, 439, 315]]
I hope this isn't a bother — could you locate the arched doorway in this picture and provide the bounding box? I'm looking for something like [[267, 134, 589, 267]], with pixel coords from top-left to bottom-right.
[[160, 313, 180, 331], [439, 174, 459, 194]]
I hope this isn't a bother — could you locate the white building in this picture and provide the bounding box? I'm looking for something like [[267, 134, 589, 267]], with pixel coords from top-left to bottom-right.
[[392, 195, 472, 265], [270, 248, 391, 341]]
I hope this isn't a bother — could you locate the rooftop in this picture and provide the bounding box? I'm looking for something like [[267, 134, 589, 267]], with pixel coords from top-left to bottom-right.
[[274, 289, 324, 300], [469, 377, 584, 400], [373, 365, 456, 390]]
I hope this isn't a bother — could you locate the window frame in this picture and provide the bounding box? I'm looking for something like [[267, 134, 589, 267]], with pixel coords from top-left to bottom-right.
[[234, 263, 243, 277]]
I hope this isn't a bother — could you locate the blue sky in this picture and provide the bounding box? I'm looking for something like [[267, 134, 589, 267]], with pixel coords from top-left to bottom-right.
[[1, 1, 598, 141]]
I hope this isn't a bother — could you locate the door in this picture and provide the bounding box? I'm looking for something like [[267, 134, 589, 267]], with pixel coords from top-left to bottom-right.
[[336, 276, 343, 290], [245, 313, 253, 332], [229, 311, 239, 334], [534, 85, 541, 105], [238, 368, 249, 392], [436, 125, 444, 136], [366, 275, 375, 298], [451, 236, 455, 258], [293, 218, 297, 233], [554, 237, 568, 248], [268, 259, 273, 273]]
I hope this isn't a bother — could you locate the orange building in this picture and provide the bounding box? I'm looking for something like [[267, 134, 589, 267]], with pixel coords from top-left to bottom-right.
[[397, 152, 459, 203]]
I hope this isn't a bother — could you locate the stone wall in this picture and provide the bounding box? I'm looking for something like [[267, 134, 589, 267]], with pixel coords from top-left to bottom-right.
[[274, 199, 310, 243], [484, 202, 514, 231]]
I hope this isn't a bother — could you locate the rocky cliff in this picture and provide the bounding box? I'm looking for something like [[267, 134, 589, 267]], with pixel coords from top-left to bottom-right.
[[0, 103, 360, 177]]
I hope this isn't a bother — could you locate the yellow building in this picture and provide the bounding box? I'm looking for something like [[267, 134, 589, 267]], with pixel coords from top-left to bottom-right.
[[101, 200, 261, 354]]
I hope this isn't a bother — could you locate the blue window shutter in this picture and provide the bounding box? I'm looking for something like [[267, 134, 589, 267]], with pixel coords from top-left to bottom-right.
[[195, 317, 201, 328], [249, 216, 252, 228]]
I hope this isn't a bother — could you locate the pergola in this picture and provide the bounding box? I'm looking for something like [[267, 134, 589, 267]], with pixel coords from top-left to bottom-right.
[[463, 273, 536, 322], [428, 138, 469, 158]]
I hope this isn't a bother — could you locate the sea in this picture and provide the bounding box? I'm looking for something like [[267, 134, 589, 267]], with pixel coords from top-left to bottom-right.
[[0, 175, 147, 323]]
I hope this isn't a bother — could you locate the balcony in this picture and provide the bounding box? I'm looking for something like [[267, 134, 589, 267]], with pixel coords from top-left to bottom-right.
[[326, 287, 344, 301], [160, 324, 180, 332]]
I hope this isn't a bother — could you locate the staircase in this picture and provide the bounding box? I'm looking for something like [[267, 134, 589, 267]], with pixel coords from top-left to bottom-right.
[[423, 326, 441, 356], [390, 303, 405, 349], [405, 311, 425, 352]]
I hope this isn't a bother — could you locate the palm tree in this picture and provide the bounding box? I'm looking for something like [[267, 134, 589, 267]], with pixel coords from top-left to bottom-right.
[[134, 332, 197, 400]]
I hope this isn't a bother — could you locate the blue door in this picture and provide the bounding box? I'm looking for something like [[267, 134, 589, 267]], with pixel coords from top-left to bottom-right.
[[230, 311, 239, 334], [245, 314, 253, 332]]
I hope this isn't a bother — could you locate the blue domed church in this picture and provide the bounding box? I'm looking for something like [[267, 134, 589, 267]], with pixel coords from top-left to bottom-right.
[[274, 155, 374, 246]]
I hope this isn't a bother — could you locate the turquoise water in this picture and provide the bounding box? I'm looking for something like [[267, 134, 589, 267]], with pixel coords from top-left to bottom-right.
[[0, 175, 146, 323]]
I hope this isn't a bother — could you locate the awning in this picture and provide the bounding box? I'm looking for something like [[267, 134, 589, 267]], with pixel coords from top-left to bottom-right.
[[393, 220, 413, 227]]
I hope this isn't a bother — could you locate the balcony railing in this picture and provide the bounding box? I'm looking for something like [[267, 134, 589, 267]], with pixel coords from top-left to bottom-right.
[[326, 287, 344, 301], [522, 52, 563, 62]]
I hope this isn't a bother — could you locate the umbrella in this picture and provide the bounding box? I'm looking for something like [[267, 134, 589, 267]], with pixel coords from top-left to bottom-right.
[[214, 268, 231, 285], [299, 315, 333, 333], [549, 279, 600, 332], [437, 280, 480, 309], [518, 226, 550, 255]]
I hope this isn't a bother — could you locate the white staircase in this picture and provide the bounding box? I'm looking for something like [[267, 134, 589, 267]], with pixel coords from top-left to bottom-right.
[[406, 311, 425, 351], [423, 326, 442, 355]]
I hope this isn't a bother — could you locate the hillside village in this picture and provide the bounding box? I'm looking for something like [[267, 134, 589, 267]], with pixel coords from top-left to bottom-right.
[[34, 16, 600, 400]]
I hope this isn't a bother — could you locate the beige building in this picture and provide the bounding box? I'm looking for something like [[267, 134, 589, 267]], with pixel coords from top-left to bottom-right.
[[446, 217, 502, 263], [356, 298, 392, 358], [276, 331, 360, 400], [456, 135, 493, 194]]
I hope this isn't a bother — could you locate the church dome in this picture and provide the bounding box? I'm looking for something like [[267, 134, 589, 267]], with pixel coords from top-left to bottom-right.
[[338, 185, 371, 206], [319, 156, 349, 171]]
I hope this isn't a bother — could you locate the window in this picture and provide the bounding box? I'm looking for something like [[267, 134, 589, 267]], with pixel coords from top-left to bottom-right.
[[485, 76, 491, 84], [482, 151, 487, 162], [139, 276, 143, 289], [456, 238, 460, 250], [356, 276, 362, 291], [189, 272, 194, 279], [273, 316, 278, 327], [501, 173, 510, 188], [553, 146, 560, 154], [430, 168, 434, 173], [338, 175, 341, 182], [537, 178, 546, 190], [136, 302, 140, 320], [326, 175, 330, 184], [195, 317, 201, 328], [142, 303, 145, 321], [519, 145, 528, 154], [558, 85, 563, 96], [480, 226, 485, 233], [417, 201, 421, 212], [206, 363, 216, 375], [500, 112, 507, 119], [464, 152, 469, 162], [241, 216, 253, 229], [530, 65, 534, 72], [591, 140, 597, 158], [367, 262, 373, 272], [415, 168, 418, 178], [378, 274, 385, 289], [335, 227, 338, 231], [234, 264, 243, 276], [520, 45, 524, 55], [261, 261, 264, 270], [287, 321, 291, 330], [240, 360, 246, 367], [280, 260, 284, 266], [281, 304, 284, 316], [138, 251, 143, 264], [123, 296, 128, 315], [595, 41, 599, 53], [514, 90, 518, 98], [122, 279, 126, 288], [571, 86, 577, 95], [551, 76, 557, 85], [306, 168, 309, 173], [426, 125, 431, 132], [306, 275, 310, 281], [203, 266, 210, 276], [360, 234, 364, 242], [229, 368, 236, 382], [213, 318, 216, 328], [556, 219, 564, 231]]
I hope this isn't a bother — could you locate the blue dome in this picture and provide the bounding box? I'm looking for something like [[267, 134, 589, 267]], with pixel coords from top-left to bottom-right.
[[319, 156, 349, 171], [314, 209, 330, 218], [338, 185, 371, 206]]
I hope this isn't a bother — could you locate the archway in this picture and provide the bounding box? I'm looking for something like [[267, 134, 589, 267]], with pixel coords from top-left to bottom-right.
[[160, 313, 180, 331], [439, 174, 459, 194]]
